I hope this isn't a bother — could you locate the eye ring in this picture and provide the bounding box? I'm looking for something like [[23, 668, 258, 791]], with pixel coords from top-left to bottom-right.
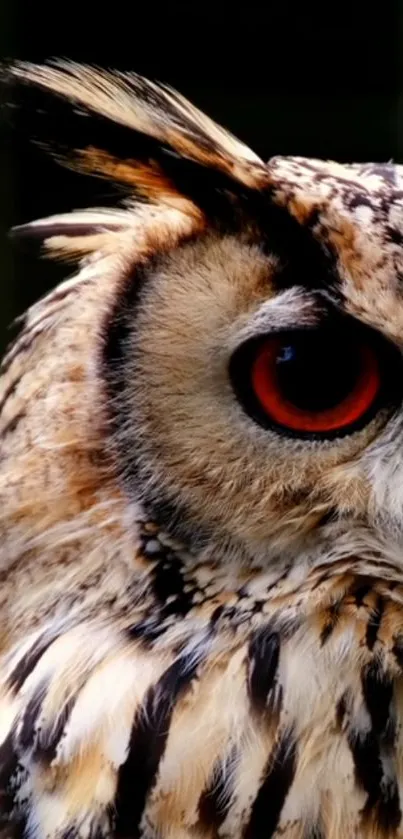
[[229, 320, 400, 440]]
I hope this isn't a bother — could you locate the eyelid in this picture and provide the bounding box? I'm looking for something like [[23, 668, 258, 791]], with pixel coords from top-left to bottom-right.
[[228, 287, 327, 357]]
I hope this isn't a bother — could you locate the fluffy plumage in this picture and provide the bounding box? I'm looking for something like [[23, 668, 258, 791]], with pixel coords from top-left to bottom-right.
[[1, 62, 403, 839]]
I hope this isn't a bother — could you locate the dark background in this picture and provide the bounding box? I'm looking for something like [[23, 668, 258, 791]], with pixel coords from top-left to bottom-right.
[[0, 4, 402, 351]]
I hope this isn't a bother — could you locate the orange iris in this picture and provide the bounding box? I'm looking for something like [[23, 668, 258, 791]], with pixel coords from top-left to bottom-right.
[[250, 336, 381, 434]]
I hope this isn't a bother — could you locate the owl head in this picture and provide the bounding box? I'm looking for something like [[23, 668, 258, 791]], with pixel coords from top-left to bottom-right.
[[6, 61, 403, 565]]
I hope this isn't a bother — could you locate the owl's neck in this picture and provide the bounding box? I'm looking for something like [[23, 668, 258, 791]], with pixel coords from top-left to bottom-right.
[[4, 481, 403, 649], [129, 511, 403, 639]]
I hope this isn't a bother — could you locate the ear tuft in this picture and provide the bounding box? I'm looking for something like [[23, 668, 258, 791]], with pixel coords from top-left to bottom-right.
[[5, 60, 269, 208]]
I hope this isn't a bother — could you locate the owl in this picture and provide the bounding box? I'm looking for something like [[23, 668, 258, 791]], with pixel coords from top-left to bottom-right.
[[1, 60, 403, 839]]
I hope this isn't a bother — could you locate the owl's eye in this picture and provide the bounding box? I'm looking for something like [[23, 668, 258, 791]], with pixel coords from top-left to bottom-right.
[[230, 324, 398, 438]]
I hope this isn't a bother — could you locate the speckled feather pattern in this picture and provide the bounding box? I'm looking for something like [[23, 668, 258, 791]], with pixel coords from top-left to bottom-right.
[[2, 63, 403, 839]]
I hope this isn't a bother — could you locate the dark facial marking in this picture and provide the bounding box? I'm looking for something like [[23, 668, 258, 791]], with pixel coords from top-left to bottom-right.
[[18, 681, 48, 752], [0, 409, 26, 439], [101, 253, 213, 548], [6, 634, 57, 693], [320, 600, 342, 646], [114, 648, 205, 837], [243, 729, 297, 839], [347, 669, 401, 834], [247, 626, 280, 713], [365, 597, 385, 651], [361, 660, 394, 744], [32, 696, 76, 765], [198, 751, 236, 832], [0, 734, 19, 827]]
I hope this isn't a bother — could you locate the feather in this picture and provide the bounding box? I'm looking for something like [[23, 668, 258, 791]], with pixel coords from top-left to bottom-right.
[[7, 60, 267, 190]]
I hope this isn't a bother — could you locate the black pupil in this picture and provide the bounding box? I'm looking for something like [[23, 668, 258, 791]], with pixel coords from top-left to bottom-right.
[[274, 331, 361, 412]]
